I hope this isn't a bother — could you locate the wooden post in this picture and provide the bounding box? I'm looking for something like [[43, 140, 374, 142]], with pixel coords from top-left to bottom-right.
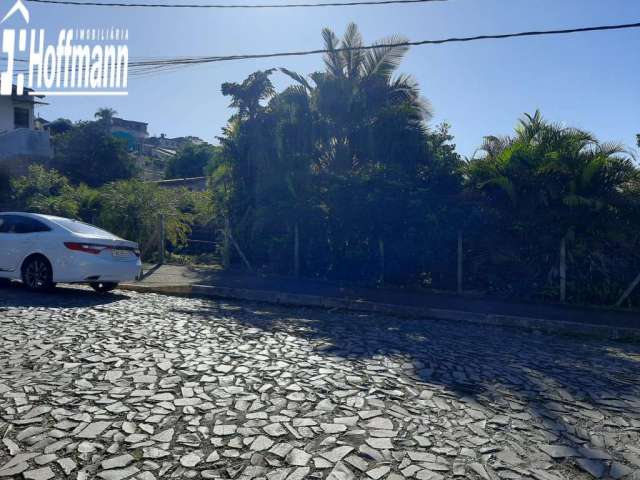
[[615, 272, 640, 308], [457, 230, 463, 294], [229, 230, 254, 272], [379, 237, 385, 285], [158, 214, 165, 265], [222, 217, 231, 269], [293, 222, 300, 277], [560, 236, 567, 302]]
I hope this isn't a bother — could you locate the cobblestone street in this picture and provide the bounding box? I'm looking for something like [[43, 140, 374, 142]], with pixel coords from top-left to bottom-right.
[[1, 286, 639, 480]]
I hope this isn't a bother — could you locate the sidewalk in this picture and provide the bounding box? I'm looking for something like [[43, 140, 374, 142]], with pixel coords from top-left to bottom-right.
[[121, 264, 640, 340]]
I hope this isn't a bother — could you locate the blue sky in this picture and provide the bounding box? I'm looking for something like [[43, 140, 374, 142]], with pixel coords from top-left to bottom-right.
[[8, 0, 640, 157]]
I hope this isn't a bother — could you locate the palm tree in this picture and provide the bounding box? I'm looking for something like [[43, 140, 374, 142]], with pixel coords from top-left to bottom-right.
[[219, 69, 279, 220], [94, 108, 117, 129], [466, 111, 638, 299], [221, 69, 276, 121], [469, 111, 635, 217], [315, 23, 429, 115], [281, 23, 432, 172]]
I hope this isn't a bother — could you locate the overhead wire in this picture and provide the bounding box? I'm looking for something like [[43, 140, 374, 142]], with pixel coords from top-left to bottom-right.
[[3, 22, 639, 79], [26, 0, 445, 8]]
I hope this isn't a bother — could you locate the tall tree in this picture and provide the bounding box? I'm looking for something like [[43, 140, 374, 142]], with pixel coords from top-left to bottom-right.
[[165, 144, 219, 179], [214, 24, 465, 282], [52, 121, 137, 187], [281, 22, 431, 173], [94, 107, 117, 128], [47, 118, 74, 136]]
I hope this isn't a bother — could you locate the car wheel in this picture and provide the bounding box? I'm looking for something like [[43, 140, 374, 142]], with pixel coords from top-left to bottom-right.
[[22, 256, 54, 292], [90, 282, 118, 293]]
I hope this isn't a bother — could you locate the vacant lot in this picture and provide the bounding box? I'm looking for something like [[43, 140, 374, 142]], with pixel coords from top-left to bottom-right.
[[1, 286, 639, 479]]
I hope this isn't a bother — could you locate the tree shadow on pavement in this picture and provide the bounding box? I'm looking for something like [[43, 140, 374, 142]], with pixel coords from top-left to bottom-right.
[[175, 300, 640, 477], [0, 282, 130, 309]]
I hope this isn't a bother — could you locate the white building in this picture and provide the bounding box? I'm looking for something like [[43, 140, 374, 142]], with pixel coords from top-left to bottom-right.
[[0, 85, 52, 176]]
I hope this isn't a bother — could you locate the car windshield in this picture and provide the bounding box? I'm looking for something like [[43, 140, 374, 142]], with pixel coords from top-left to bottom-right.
[[53, 218, 116, 237]]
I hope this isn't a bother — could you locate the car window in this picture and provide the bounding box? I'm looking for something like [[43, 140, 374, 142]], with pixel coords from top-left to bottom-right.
[[2, 215, 51, 234], [32, 219, 51, 232], [0, 215, 11, 233], [52, 218, 115, 237]]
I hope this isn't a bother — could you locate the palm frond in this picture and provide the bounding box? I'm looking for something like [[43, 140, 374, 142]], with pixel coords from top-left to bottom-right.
[[340, 22, 364, 80], [388, 73, 432, 121], [362, 35, 409, 80], [597, 141, 627, 158], [478, 176, 517, 205], [478, 135, 513, 160], [278, 85, 311, 110], [516, 110, 545, 143], [580, 156, 608, 188], [279, 68, 312, 91], [322, 28, 344, 78], [562, 194, 603, 210]]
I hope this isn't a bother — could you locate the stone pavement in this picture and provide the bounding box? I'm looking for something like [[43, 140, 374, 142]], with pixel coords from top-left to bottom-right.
[[1, 285, 640, 480]]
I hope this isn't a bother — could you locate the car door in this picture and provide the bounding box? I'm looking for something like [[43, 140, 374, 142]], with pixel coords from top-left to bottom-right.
[[0, 215, 18, 272], [0, 215, 50, 273]]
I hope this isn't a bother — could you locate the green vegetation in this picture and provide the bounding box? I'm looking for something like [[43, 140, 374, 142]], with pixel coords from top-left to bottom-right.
[[47, 118, 74, 136], [97, 180, 196, 255], [0, 167, 11, 205], [3, 26, 638, 306], [209, 24, 640, 305], [211, 24, 463, 284], [465, 112, 640, 303], [11, 165, 80, 218], [7, 165, 211, 261], [165, 143, 219, 179], [52, 121, 137, 187], [94, 107, 118, 127]]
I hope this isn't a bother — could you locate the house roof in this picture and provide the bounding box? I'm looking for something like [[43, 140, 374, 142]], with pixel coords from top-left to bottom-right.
[[0, 83, 46, 103], [112, 117, 148, 128]]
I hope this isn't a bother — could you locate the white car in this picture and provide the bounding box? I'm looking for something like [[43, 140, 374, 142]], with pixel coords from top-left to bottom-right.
[[0, 212, 141, 293]]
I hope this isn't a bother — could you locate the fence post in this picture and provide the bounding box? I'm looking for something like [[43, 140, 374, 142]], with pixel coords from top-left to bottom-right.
[[560, 236, 567, 302], [293, 222, 300, 277], [222, 217, 231, 269], [158, 214, 165, 265], [615, 272, 640, 308], [229, 230, 254, 273], [457, 230, 463, 294], [379, 238, 385, 285]]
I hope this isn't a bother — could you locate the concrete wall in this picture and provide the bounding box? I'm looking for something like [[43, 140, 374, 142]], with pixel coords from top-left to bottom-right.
[[0, 129, 52, 176], [0, 97, 14, 131], [0, 129, 51, 158], [153, 177, 207, 192]]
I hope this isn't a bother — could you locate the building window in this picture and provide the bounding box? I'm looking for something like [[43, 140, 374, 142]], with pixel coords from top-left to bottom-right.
[[14, 107, 29, 129]]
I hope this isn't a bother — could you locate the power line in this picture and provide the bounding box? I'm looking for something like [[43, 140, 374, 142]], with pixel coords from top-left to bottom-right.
[[26, 0, 445, 8], [126, 21, 640, 70], [6, 21, 639, 77]]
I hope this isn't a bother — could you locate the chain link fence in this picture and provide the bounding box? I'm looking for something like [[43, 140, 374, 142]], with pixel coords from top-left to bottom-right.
[[140, 213, 640, 308], [141, 214, 223, 268]]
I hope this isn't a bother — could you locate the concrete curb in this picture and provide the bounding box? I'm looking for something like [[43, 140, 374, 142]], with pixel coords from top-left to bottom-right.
[[119, 283, 640, 341]]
